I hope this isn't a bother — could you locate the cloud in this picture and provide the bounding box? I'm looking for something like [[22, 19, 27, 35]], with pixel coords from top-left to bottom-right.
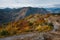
[[0, 0, 60, 8], [53, 4, 60, 8]]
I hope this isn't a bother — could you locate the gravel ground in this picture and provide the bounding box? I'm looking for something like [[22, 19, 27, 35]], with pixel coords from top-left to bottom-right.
[[0, 32, 45, 40], [0, 31, 60, 40]]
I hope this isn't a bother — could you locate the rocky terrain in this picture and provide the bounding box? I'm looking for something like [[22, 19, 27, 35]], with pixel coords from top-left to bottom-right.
[[0, 7, 60, 40], [0, 14, 60, 40]]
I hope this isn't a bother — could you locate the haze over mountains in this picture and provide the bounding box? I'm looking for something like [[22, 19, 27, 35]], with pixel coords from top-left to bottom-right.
[[46, 8, 60, 13], [0, 7, 60, 24]]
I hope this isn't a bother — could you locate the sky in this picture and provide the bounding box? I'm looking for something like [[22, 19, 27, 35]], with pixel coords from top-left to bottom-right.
[[0, 0, 60, 8]]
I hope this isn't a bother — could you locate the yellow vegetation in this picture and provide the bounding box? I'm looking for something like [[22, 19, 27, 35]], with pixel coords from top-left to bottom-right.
[[0, 14, 53, 38]]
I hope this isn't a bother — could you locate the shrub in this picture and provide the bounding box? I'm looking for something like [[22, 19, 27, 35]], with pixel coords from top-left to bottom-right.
[[48, 23, 54, 30], [0, 30, 9, 36], [29, 22, 33, 26]]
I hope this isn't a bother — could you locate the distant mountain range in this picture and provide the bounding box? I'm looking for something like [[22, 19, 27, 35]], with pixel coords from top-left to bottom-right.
[[46, 8, 60, 13], [0, 7, 49, 24], [0, 7, 60, 24]]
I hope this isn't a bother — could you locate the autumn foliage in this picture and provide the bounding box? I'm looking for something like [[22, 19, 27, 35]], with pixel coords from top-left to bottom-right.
[[0, 14, 53, 37]]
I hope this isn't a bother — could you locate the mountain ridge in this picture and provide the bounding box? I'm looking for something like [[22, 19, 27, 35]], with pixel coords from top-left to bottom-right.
[[0, 7, 49, 24]]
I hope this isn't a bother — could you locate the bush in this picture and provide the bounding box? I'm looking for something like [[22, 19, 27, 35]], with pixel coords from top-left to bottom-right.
[[48, 23, 54, 27], [29, 22, 33, 26], [48, 23, 54, 30], [0, 30, 9, 36]]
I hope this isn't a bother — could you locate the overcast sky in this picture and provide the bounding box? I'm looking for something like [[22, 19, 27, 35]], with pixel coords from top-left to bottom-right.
[[0, 0, 60, 8]]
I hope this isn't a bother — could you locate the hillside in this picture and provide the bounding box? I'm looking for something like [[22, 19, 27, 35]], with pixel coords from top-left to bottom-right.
[[0, 7, 60, 40], [0, 14, 54, 37], [0, 7, 49, 25], [0, 13, 60, 40]]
